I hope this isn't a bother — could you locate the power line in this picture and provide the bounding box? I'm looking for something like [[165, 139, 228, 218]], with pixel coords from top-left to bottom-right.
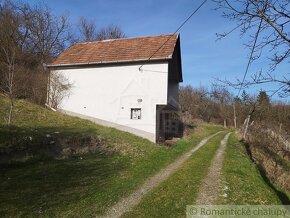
[[236, 16, 264, 97], [139, 0, 208, 71], [234, 0, 271, 101], [233, 19, 262, 128], [233, 1, 269, 130]]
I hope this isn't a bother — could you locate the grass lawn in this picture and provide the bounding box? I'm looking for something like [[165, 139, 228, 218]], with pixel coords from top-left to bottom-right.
[[122, 132, 286, 218], [220, 133, 282, 204], [122, 132, 227, 218], [0, 96, 224, 217]]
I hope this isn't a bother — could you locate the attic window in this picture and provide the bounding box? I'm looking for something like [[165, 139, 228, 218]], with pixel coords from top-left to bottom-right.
[[131, 108, 141, 120]]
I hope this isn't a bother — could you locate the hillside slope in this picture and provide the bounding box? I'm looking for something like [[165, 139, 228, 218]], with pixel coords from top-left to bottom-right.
[[0, 96, 225, 216], [0, 96, 162, 160]]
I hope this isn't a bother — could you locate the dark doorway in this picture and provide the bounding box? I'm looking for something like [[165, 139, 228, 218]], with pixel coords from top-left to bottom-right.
[[156, 105, 183, 142]]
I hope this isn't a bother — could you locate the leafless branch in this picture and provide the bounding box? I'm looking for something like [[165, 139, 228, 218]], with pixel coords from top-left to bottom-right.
[[214, 0, 290, 97]]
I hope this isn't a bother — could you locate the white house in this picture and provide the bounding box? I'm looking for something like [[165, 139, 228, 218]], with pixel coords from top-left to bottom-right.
[[46, 33, 183, 142]]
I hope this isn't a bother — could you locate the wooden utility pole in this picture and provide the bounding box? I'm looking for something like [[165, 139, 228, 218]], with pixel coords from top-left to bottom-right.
[[242, 115, 250, 139], [242, 102, 256, 140], [233, 102, 237, 128]]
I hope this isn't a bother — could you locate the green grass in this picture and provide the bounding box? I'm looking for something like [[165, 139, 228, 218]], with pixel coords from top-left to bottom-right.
[[220, 134, 282, 204], [0, 96, 158, 156], [0, 96, 225, 217], [122, 132, 285, 218], [1, 96, 284, 217], [122, 133, 227, 218]]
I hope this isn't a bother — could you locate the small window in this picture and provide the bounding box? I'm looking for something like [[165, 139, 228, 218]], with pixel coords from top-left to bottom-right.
[[131, 108, 141, 120]]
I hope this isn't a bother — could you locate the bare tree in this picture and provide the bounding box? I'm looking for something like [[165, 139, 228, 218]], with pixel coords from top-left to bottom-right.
[[96, 24, 126, 40], [214, 0, 290, 97], [0, 1, 73, 106], [25, 4, 72, 104], [0, 0, 20, 126], [1, 48, 16, 126], [77, 17, 126, 42], [25, 3, 72, 64], [210, 85, 234, 127], [179, 85, 225, 124], [179, 85, 196, 123], [48, 72, 72, 109], [0, 1, 126, 112], [78, 16, 98, 42]]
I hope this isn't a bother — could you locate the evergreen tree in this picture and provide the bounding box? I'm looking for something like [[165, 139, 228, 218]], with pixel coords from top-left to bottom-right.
[[257, 91, 270, 107], [241, 90, 251, 105], [256, 90, 271, 121]]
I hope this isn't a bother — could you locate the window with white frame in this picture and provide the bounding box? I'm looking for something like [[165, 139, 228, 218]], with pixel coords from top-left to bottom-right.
[[131, 108, 141, 120]]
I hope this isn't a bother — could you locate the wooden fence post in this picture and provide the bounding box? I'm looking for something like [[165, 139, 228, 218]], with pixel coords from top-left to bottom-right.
[[242, 115, 251, 140]]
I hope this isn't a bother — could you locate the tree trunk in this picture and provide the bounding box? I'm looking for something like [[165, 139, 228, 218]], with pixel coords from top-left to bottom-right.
[[7, 95, 13, 127], [242, 115, 251, 140], [233, 103, 237, 128], [279, 123, 282, 132]]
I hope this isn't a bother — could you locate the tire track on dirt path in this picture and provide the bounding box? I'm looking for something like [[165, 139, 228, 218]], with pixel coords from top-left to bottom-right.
[[195, 132, 232, 205], [100, 131, 223, 218]]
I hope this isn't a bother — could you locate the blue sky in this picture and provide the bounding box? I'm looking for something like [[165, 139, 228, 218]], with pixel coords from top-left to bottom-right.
[[28, 0, 289, 100]]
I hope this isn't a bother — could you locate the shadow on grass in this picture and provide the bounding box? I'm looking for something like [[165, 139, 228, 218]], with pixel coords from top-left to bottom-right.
[[0, 122, 160, 216], [243, 142, 290, 205], [0, 124, 114, 162], [0, 152, 128, 216], [0, 124, 129, 216]]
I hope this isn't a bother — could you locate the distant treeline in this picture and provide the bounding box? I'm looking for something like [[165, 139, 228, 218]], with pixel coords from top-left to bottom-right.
[[179, 85, 290, 135]]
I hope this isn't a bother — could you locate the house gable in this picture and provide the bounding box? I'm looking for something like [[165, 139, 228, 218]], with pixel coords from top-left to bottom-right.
[[168, 36, 182, 83]]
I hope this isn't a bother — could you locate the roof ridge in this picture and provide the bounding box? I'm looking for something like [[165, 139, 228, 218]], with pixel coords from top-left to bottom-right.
[[76, 33, 178, 45]]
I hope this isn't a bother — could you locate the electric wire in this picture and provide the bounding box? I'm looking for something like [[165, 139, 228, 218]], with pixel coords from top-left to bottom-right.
[[237, 18, 263, 97], [139, 0, 208, 71]]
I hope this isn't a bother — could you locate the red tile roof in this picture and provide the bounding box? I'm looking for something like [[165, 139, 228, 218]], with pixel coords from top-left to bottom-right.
[[48, 34, 179, 66]]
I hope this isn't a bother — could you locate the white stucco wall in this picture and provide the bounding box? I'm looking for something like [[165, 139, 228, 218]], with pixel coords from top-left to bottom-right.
[[50, 62, 169, 142]]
